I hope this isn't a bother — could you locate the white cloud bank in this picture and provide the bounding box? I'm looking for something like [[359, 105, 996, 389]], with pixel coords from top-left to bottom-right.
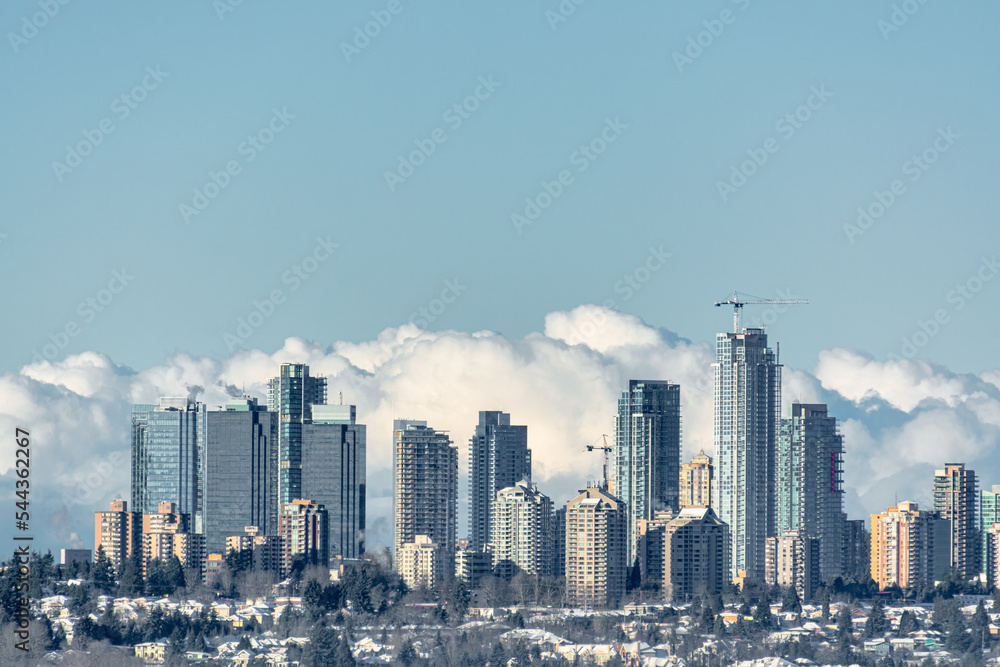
[[3, 305, 999, 553]]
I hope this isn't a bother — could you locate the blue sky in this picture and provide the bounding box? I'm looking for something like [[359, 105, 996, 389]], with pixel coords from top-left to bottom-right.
[[3, 1, 999, 374], [4, 2, 1000, 553]]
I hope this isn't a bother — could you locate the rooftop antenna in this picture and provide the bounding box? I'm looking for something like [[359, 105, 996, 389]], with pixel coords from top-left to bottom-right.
[[714, 290, 808, 333], [339, 391, 343, 405]]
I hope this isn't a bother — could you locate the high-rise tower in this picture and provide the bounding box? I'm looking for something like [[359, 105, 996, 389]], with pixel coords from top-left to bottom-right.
[[713, 328, 781, 581], [777, 403, 845, 581], [394, 419, 458, 583], [267, 363, 327, 507], [614, 380, 682, 564], [468, 411, 530, 551], [934, 463, 978, 578]]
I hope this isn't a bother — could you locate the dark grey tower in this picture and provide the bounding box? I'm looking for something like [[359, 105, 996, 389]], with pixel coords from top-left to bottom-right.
[[469, 411, 530, 551]]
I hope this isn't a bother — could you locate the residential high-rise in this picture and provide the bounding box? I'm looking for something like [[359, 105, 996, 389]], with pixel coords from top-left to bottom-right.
[[267, 363, 327, 508], [131, 397, 207, 532], [981, 485, 1000, 577], [455, 548, 493, 589], [765, 530, 820, 602], [469, 411, 530, 552], [393, 420, 458, 584], [985, 523, 1000, 590], [934, 463, 978, 578], [553, 507, 566, 578], [398, 535, 440, 589], [226, 526, 282, 573], [713, 328, 781, 581], [278, 499, 329, 575], [843, 518, 870, 579], [490, 480, 553, 579], [141, 502, 205, 575], [636, 510, 674, 591], [777, 403, 845, 581], [680, 450, 713, 509], [614, 381, 682, 565], [565, 487, 628, 609], [94, 500, 140, 572], [302, 404, 366, 561], [203, 397, 276, 556], [870, 501, 950, 590], [664, 507, 729, 601]]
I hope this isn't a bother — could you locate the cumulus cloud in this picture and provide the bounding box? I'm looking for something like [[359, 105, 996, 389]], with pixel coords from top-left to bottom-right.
[[3, 306, 999, 554]]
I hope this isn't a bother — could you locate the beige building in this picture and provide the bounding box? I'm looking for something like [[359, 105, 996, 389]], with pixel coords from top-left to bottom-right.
[[94, 500, 140, 572], [765, 530, 820, 602], [870, 501, 949, 590], [393, 420, 457, 585], [490, 480, 553, 579], [398, 535, 439, 589], [985, 523, 1000, 590], [278, 500, 328, 575], [565, 487, 628, 608], [663, 506, 729, 601], [635, 511, 673, 591], [142, 502, 205, 574], [680, 450, 713, 509]]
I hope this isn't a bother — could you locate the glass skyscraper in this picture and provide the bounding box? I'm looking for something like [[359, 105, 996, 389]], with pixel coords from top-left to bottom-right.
[[302, 404, 367, 561], [468, 411, 530, 551], [267, 363, 327, 507], [713, 328, 781, 581], [131, 397, 207, 533], [777, 403, 845, 581], [203, 396, 277, 555], [614, 380, 682, 564]]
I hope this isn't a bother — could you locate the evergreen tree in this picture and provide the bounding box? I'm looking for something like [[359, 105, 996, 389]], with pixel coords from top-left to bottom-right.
[[837, 606, 853, 640], [971, 599, 990, 647], [753, 597, 773, 628], [864, 598, 887, 638], [398, 637, 418, 667], [781, 586, 802, 613], [487, 640, 505, 667], [92, 546, 115, 593], [118, 549, 144, 598], [303, 623, 338, 667], [897, 609, 918, 636], [334, 632, 356, 666], [165, 556, 186, 592]]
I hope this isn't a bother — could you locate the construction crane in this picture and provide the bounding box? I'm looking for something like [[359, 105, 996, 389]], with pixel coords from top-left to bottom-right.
[[714, 290, 808, 333], [584, 434, 613, 491]]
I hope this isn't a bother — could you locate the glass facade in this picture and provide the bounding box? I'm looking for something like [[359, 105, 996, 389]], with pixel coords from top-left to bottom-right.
[[468, 411, 530, 551], [713, 328, 781, 581], [267, 363, 327, 507], [202, 398, 276, 555], [777, 403, 845, 581], [614, 380, 681, 565], [302, 406, 367, 561], [131, 398, 206, 533]]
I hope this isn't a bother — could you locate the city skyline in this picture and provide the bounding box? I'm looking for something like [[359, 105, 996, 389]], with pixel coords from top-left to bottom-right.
[[9, 305, 1000, 555]]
